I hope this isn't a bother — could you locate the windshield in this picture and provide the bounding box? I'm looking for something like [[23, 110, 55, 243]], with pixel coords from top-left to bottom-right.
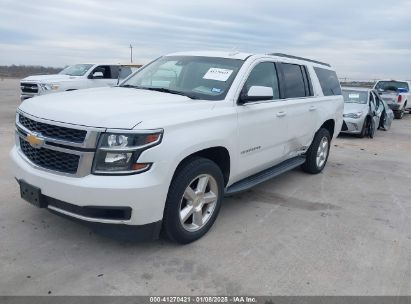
[[59, 64, 94, 76], [342, 90, 368, 104], [375, 81, 409, 92], [120, 56, 244, 100]]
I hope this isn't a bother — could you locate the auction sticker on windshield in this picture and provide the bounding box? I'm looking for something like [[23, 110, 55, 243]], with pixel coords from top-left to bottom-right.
[[203, 68, 233, 81]]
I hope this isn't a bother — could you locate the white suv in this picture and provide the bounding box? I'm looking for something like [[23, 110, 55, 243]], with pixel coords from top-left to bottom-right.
[[20, 63, 135, 101], [11, 51, 343, 243]]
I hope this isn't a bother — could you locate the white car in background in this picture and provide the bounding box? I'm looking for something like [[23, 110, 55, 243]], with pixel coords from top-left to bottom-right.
[[374, 80, 411, 119], [341, 87, 384, 138], [20, 63, 138, 101]]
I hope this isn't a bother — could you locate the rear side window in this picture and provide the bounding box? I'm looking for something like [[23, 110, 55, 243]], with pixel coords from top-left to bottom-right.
[[314, 67, 342, 96], [279, 63, 311, 98], [110, 66, 120, 79]]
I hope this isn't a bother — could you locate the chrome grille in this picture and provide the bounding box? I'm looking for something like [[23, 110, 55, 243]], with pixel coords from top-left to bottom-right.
[[19, 114, 87, 143], [19, 138, 80, 174], [20, 83, 39, 93]]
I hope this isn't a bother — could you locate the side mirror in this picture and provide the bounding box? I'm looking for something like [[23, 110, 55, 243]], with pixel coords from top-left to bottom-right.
[[239, 86, 274, 104], [92, 71, 104, 79]]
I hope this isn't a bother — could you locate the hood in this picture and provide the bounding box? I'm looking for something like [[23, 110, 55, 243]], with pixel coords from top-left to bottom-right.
[[18, 87, 210, 129], [21, 74, 80, 83], [343, 102, 368, 114]]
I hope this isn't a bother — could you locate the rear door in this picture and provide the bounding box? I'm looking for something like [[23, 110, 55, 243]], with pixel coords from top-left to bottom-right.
[[277, 62, 317, 158]]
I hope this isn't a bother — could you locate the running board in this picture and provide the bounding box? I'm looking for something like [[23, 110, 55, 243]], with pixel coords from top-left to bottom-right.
[[225, 156, 306, 195]]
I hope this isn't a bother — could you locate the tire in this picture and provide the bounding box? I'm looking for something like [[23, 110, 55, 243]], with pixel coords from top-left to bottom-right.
[[162, 157, 224, 244], [359, 117, 368, 138], [394, 109, 404, 119], [368, 119, 375, 139], [302, 128, 331, 174]]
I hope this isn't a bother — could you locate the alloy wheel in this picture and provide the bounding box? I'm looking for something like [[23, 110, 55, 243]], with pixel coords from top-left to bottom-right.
[[179, 174, 219, 232], [316, 136, 329, 169]]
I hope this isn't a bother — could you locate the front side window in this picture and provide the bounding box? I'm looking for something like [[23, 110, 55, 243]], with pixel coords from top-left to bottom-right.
[[121, 56, 244, 100], [242, 62, 280, 100], [314, 67, 342, 96], [59, 64, 93, 76], [91, 66, 112, 79], [280, 63, 308, 98]]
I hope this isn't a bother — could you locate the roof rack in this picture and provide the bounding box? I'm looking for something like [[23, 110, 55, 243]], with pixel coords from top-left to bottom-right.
[[268, 53, 331, 67]]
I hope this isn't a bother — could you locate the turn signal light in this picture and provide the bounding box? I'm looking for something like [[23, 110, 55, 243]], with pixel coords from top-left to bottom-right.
[[145, 134, 161, 144], [132, 163, 150, 171]]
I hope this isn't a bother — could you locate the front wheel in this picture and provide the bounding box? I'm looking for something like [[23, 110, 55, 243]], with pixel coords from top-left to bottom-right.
[[368, 118, 376, 138], [302, 128, 331, 174], [162, 157, 224, 244]]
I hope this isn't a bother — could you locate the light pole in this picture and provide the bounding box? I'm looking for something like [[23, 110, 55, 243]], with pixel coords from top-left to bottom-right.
[[129, 44, 133, 63]]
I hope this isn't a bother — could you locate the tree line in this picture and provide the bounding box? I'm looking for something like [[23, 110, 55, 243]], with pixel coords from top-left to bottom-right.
[[0, 65, 64, 78]]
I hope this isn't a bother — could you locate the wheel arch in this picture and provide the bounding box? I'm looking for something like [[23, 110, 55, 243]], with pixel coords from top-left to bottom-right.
[[320, 119, 335, 139], [173, 146, 231, 187]]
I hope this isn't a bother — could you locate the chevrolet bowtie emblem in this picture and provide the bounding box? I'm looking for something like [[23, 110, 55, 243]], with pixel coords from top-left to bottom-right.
[[26, 133, 45, 148]]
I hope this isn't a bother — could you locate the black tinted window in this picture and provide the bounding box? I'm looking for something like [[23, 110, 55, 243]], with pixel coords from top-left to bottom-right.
[[243, 62, 280, 100], [314, 67, 342, 96], [280, 63, 307, 98], [110, 66, 120, 79], [375, 81, 409, 92], [92, 66, 112, 79]]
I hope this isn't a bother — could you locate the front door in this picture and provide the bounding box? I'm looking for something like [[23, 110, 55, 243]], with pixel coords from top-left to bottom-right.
[[236, 61, 289, 180]]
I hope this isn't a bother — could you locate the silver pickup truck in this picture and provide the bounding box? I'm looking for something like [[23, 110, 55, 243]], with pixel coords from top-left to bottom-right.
[[374, 80, 411, 119]]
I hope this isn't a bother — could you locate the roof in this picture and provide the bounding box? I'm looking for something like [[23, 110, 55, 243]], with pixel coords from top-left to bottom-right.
[[166, 51, 252, 60], [268, 53, 331, 67], [165, 51, 332, 68]]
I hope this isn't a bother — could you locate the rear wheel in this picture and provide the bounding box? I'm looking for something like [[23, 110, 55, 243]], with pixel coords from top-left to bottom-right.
[[302, 128, 331, 174], [394, 108, 404, 119], [162, 157, 224, 244]]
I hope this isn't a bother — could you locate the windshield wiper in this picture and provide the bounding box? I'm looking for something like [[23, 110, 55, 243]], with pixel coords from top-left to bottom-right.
[[141, 87, 199, 99], [119, 85, 199, 99], [121, 84, 140, 88]]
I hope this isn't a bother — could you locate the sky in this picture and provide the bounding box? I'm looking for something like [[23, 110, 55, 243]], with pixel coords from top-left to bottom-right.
[[0, 0, 410, 80]]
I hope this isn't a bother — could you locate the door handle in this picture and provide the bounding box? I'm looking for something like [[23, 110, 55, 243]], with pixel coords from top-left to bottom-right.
[[309, 106, 317, 111], [276, 111, 287, 117]]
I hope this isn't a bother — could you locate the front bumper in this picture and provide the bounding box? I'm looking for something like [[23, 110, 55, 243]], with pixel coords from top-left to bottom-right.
[[10, 146, 170, 231], [340, 116, 366, 134]]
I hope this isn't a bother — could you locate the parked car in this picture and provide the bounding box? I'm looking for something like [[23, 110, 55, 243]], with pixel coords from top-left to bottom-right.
[[374, 80, 411, 119], [341, 87, 384, 138], [20, 63, 126, 101], [11, 51, 343, 243]]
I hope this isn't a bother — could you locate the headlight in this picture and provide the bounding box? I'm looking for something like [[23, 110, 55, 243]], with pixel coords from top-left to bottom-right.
[[39, 83, 60, 91], [92, 130, 163, 175], [343, 111, 363, 119]]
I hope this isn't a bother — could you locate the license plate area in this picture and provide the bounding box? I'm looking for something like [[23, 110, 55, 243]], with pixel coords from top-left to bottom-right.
[[19, 180, 47, 208]]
